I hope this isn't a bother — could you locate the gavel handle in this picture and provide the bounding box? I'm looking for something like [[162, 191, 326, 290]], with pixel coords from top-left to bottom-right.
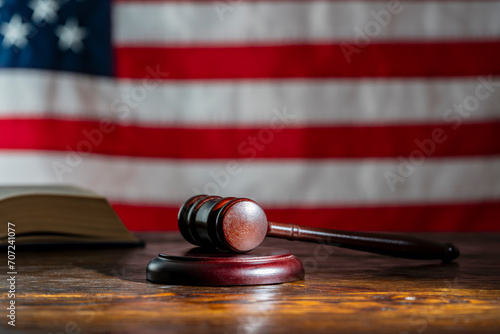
[[267, 222, 460, 262]]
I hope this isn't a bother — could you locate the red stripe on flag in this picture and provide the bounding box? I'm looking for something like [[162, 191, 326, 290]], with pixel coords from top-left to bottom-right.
[[115, 41, 500, 79], [1, 118, 500, 159], [112, 201, 500, 232]]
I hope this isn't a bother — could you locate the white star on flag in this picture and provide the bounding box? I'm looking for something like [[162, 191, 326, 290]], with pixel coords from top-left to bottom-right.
[[55, 18, 87, 53], [29, 0, 60, 24], [0, 14, 32, 49]]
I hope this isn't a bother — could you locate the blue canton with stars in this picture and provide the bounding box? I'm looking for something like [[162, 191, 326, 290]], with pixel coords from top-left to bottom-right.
[[0, 0, 112, 76]]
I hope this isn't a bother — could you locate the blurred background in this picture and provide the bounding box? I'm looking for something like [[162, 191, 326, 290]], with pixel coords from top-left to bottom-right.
[[0, 0, 499, 231]]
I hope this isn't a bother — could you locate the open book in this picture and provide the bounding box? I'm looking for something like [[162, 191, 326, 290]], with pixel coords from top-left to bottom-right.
[[0, 185, 143, 248]]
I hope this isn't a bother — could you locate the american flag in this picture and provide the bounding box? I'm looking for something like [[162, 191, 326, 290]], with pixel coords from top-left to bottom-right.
[[1, 0, 499, 231]]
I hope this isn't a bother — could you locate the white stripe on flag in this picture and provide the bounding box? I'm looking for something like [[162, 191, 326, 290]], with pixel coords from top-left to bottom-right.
[[114, 1, 500, 44], [1, 151, 499, 206], [1, 70, 499, 125]]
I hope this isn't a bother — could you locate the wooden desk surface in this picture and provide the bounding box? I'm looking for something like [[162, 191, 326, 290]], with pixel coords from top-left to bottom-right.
[[2, 233, 500, 334]]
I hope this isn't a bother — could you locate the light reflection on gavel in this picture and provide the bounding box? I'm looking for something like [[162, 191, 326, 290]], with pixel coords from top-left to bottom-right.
[[178, 195, 460, 263]]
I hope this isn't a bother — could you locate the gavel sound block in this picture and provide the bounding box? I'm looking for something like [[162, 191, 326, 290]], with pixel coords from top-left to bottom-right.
[[146, 195, 460, 286]]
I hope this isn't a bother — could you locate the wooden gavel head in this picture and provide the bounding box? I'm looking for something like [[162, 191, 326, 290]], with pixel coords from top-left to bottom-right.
[[178, 195, 269, 252]]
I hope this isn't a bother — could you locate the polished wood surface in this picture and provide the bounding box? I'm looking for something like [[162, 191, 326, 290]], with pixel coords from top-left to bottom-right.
[[2, 232, 500, 333]]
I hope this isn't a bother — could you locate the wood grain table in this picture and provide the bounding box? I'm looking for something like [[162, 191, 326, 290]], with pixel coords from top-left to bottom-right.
[[1, 232, 500, 334]]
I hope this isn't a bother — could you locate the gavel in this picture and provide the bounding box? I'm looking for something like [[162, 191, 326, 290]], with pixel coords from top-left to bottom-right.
[[178, 195, 460, 262]]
